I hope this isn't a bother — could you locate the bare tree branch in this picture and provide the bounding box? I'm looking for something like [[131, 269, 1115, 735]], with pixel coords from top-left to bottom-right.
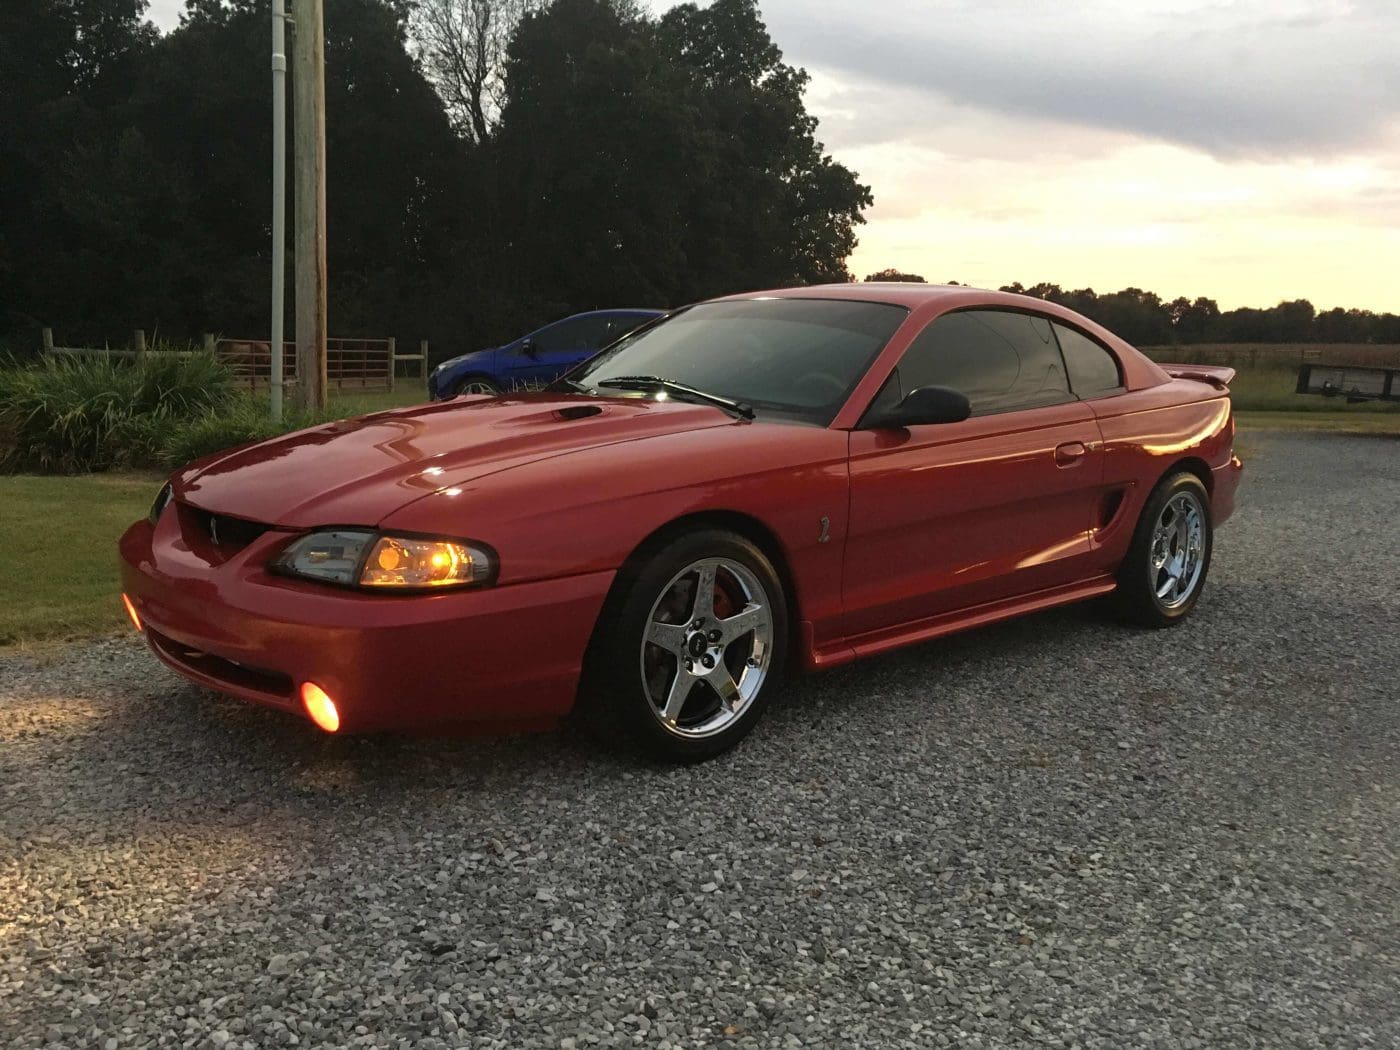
[[409, 0, 540, 144]]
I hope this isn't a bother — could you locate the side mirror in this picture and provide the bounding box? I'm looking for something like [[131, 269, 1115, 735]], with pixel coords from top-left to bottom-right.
[[865, 385, 971, 429], [521, 338, 539, 358]]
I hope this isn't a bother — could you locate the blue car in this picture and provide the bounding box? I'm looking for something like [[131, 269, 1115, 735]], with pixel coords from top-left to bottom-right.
[[428, 309, 664, 400]]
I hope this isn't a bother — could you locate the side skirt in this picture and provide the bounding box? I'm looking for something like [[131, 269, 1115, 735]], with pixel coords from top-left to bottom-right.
[[807, 575, 1118, 670]]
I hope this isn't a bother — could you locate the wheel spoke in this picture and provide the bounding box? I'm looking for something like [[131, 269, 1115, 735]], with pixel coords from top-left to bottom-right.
[[691, 561, 717, 622], [705, 665, 743, 712], [717, 603, 766, 643], [659, 670, 693, 725], [645, 620, 687, 656]]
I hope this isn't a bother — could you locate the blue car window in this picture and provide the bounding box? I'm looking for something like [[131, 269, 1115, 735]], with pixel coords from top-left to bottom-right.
[[533, 316, 612, 353]]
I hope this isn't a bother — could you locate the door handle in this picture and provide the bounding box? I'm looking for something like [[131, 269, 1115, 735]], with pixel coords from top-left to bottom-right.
[[1055, 441, 1089, 466]]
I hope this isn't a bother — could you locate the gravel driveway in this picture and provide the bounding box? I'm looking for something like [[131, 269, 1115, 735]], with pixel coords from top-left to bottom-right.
[[3, 430, 1398, 1049]]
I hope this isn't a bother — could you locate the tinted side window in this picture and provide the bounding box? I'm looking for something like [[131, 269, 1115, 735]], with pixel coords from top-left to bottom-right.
[[895, 310, 1072, 415], [1053, 323, 1122, 397], [533, 316, 610, 353], [598, 313, 648, 346], [526, 319, 577, 353]]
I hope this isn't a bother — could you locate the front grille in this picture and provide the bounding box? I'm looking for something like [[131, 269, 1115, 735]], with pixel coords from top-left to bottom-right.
[[185, 506, 272, 554]]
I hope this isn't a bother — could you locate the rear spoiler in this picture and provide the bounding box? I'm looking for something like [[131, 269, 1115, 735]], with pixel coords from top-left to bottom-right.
[[1158, 364, 1236, 390]]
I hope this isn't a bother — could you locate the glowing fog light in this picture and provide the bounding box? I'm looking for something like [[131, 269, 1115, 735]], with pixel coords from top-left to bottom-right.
[[300, 681, 340, 733]]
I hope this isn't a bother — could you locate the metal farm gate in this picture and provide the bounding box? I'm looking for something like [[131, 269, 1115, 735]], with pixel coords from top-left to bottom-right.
[[215, 337, 402, 391]]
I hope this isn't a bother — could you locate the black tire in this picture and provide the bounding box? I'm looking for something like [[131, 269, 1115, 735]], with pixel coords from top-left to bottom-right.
[[454, 374, 501, 396], [577, 529, 788, 762], [1116, 470, 1213, 628]]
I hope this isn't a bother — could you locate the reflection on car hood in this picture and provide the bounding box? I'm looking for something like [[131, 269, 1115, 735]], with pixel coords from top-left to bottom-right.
[[173, 394, 732, 528]]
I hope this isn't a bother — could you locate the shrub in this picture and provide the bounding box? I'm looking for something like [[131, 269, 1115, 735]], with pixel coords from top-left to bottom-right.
[[156, 400, 313, 468], [0, 349, 234, 473]]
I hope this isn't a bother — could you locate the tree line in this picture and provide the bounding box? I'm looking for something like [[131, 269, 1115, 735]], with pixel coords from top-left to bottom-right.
[[3, 0, 1394, 362], [1, 0, 868, 358], [864, 272, 1400, 348]]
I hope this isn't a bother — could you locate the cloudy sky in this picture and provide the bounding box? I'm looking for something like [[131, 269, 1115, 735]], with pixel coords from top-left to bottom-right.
[[145, 0, 1400, 310]]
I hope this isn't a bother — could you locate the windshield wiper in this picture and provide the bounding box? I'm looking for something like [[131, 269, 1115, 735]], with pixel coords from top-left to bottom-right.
[[595, 376, 755, 419]]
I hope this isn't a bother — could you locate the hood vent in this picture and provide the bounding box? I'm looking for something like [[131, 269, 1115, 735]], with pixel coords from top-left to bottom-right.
[[554, 404, 604, 421]]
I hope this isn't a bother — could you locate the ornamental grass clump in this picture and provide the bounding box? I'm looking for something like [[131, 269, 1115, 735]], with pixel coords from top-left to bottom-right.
[[0, 348, 234, 473]]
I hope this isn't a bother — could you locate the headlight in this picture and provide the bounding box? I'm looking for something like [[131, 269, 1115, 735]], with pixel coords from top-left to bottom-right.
[[149, 482, 173, 524], [272, 530, 495, 590]]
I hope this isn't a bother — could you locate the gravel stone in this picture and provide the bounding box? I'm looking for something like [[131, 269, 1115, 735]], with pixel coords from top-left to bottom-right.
[[2, 431, 1398, 1048]]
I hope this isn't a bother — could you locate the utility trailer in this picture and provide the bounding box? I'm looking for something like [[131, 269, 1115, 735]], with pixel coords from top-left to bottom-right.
[[1296, 363, 1400, 404]]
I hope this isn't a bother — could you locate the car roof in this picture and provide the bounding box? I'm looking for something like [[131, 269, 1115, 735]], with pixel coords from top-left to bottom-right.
[[713, 282, 1052, 310], [708, 281, 1171, 393], [572, 308, 665, 317]]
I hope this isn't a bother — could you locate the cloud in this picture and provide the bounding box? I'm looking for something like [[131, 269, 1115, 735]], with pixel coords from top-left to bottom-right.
[[758, 0, 1400, 160]]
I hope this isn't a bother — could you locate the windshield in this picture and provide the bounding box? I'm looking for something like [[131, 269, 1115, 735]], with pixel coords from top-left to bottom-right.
[[560, 298, 909, 425]]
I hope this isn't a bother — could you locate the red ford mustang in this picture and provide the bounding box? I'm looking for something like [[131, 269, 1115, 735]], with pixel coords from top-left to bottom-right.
[[120, 284, 1242, 761]]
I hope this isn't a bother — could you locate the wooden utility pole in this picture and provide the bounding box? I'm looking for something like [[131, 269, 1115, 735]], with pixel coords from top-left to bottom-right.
[[292, 0, 328, 412]]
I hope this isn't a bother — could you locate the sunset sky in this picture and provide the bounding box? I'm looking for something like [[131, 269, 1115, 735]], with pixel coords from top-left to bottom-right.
[[145, 0, 1400, 311]]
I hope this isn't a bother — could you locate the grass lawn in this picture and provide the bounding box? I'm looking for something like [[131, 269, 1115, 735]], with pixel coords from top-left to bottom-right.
[[0, 473, 159, 646], [1235, 411, 1400, 434]]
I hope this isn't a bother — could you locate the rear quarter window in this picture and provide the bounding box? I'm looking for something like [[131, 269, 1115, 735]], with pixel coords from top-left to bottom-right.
[[1053, 323, 1124, 398]]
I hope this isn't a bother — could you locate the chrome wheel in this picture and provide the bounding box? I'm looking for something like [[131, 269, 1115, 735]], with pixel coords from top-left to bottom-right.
[[458, 379, 499, 396], [1150, 491, 1206, 609], [639, 557, 774, 739]]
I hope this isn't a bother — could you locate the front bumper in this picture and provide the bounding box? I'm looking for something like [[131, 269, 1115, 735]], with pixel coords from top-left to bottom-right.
[[118, 508, 614, 733]]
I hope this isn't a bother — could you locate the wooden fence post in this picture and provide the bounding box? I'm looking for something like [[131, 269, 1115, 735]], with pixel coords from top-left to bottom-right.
[[203, 332, 216, 355], [41, 327, 53, 355], [420, 340, 429, 393], [387, 336, 396, 392], [134, 329, 147, 360]]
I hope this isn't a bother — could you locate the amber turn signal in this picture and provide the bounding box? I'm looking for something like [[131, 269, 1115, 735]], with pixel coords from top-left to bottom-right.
[[121, 593, 143, 632], [300, 681, 340, 733]]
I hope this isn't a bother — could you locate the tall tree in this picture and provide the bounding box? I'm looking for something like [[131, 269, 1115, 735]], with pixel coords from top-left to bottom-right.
[[0, 0, 158, 342], [657, 0, 870, 291]]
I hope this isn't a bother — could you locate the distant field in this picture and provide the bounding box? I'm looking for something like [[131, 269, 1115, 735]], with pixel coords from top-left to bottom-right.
[[1139, 344, 1400, 415], [1141, 343, 1400, 367]]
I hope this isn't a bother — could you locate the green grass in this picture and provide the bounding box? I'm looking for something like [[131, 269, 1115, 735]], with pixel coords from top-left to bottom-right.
[[0, 386, 433, 647], [1225, 363, 1400, 414], [0, 473, 159, 645], [1235, 411, 1400, 434], [232, 385, 431, 417]]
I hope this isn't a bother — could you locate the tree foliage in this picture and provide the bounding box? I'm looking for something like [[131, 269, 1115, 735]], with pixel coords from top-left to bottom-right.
[[3, 0, 1396, 362], [864, 269, 927, 283], [0, 0, 874, 358], [997, 283, 1400, 347]]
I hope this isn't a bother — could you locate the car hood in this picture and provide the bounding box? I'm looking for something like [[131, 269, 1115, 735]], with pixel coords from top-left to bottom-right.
[[174, 394, 733, 528]]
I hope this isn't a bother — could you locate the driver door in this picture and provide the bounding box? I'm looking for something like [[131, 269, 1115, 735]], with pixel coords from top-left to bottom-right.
[[842, 309, 1105, 639]]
